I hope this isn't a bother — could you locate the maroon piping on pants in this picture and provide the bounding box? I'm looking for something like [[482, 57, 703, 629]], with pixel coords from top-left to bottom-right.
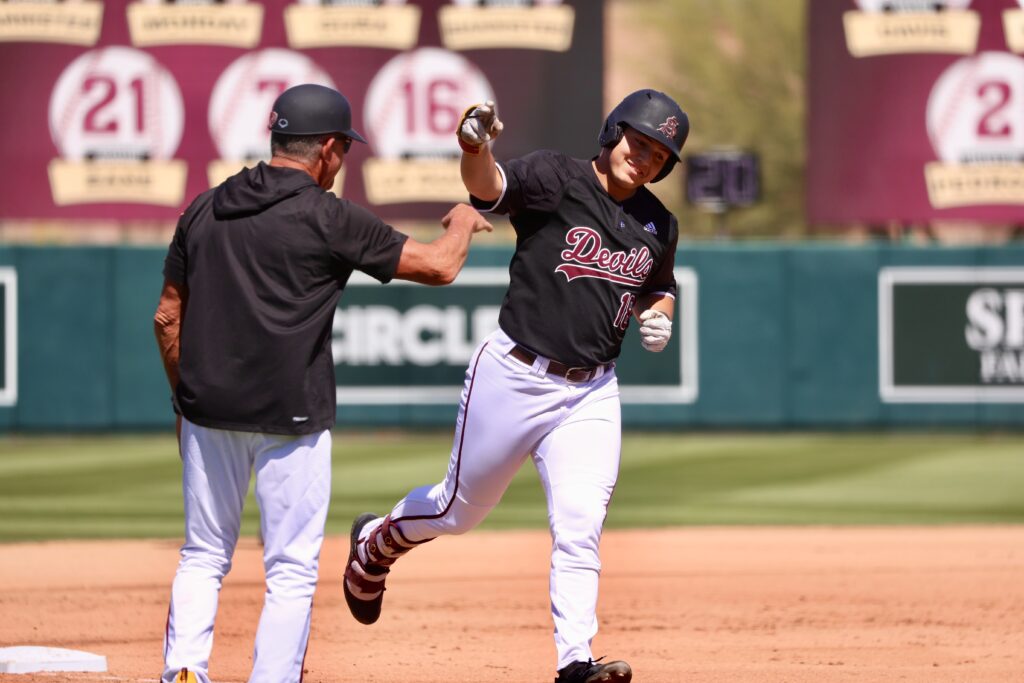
[[391, 340, 490, 527]]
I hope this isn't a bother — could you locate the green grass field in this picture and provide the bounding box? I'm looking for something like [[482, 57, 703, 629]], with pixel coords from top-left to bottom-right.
[[0, 431, 1021, 542]]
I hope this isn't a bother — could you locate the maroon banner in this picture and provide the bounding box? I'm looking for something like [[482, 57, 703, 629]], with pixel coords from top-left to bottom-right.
[[0, 0, 601, 221], [808, 0, 1024, 225]]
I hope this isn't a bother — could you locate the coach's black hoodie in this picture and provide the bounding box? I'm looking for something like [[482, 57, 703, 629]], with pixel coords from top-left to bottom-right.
[[163, 162, 407, 435]]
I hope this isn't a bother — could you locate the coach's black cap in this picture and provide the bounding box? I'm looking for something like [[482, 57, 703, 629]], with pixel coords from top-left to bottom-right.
[[268, 84, 367, 143]]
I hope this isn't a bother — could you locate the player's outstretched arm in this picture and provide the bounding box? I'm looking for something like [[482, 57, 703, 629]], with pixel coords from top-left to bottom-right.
[[394, 203, 493, 286], [457, 101, 503, 202]]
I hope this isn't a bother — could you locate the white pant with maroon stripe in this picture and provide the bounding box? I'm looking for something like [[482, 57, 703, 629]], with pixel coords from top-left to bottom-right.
[[363, 327, 622, 670], [162, 419, 332, 683]]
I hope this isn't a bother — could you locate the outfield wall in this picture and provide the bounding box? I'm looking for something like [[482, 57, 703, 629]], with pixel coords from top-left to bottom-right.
[[0, 243, 1022, 431]]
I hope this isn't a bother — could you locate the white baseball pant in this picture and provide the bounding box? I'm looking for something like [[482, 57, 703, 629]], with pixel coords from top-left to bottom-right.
[[362, 327, 622, 669], [162, 418, 332, 683]]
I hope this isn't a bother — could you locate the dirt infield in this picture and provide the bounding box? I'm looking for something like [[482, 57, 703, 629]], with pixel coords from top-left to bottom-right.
[[1, 527, 1022, 683]]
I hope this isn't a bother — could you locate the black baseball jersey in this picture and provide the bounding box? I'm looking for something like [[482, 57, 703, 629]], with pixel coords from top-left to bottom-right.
[[471, 150, 679, 367], [163, 162, 407, 435]]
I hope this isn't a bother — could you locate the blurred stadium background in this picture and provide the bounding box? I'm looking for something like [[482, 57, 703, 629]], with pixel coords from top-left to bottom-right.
[[0, 0, 1022, 542]]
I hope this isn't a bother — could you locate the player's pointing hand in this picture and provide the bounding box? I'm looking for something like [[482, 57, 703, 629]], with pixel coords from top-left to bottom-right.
[[457, 100, 504, 154]]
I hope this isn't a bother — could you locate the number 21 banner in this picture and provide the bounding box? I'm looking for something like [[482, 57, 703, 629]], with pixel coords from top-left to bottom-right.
[[0, 0, 601, 222]]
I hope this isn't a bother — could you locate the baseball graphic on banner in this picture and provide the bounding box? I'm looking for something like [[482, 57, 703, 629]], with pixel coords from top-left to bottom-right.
[[924, 51, 1024, 208], [208, 48, 335, 161], [48, 46, 184, 162], [206, 48, 344, 193], [926, 51, 1024, 164], [46, 46, 188, 207], [361, 47, 494, 205], [364, 47, 493, 159]]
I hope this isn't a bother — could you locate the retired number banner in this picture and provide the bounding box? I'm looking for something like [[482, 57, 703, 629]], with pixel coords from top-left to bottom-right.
[[808, 0, 1024, 225], [0, 0, 601, 222]]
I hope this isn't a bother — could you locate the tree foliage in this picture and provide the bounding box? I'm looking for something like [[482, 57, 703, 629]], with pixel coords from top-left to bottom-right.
[[612, 0, 806, 238]]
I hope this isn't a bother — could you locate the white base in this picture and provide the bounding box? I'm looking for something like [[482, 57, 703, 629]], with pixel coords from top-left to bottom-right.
[[0, 646, 107, 674]]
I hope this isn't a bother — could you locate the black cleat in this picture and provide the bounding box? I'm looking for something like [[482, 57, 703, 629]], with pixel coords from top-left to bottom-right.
[[555, 658, 632, 683], [342, 512, 389, 625]]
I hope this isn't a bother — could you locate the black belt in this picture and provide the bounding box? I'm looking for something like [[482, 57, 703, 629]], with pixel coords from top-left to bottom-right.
[[509, 345, 611, 383]]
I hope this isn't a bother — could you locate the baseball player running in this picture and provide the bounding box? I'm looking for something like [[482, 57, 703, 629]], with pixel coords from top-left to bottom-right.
[[153, 84, 491, 683], [342, 89, 688, 683]]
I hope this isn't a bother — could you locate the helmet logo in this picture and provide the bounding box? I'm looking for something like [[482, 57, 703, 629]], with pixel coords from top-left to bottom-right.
[[268, 111, 289, 131], [658, 116, 680, 140]]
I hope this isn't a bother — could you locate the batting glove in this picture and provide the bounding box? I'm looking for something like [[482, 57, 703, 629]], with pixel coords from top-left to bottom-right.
[[639, 309, 672, 352], [457, 100, 503, 155]]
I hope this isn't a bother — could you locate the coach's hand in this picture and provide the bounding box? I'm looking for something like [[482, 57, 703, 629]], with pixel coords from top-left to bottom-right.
[[457, 100, 503, 154], [443, 203, 493, 234], [638, 309, 672, 352]]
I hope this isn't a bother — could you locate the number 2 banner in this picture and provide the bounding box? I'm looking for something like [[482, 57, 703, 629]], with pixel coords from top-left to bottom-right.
[[0, 0, 601, 222], [808, 0, 1024, 225]]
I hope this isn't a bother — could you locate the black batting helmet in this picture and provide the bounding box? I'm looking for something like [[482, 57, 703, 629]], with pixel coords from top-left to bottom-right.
[[268, 84, 367, 143], [598, 89, 689, 183]]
